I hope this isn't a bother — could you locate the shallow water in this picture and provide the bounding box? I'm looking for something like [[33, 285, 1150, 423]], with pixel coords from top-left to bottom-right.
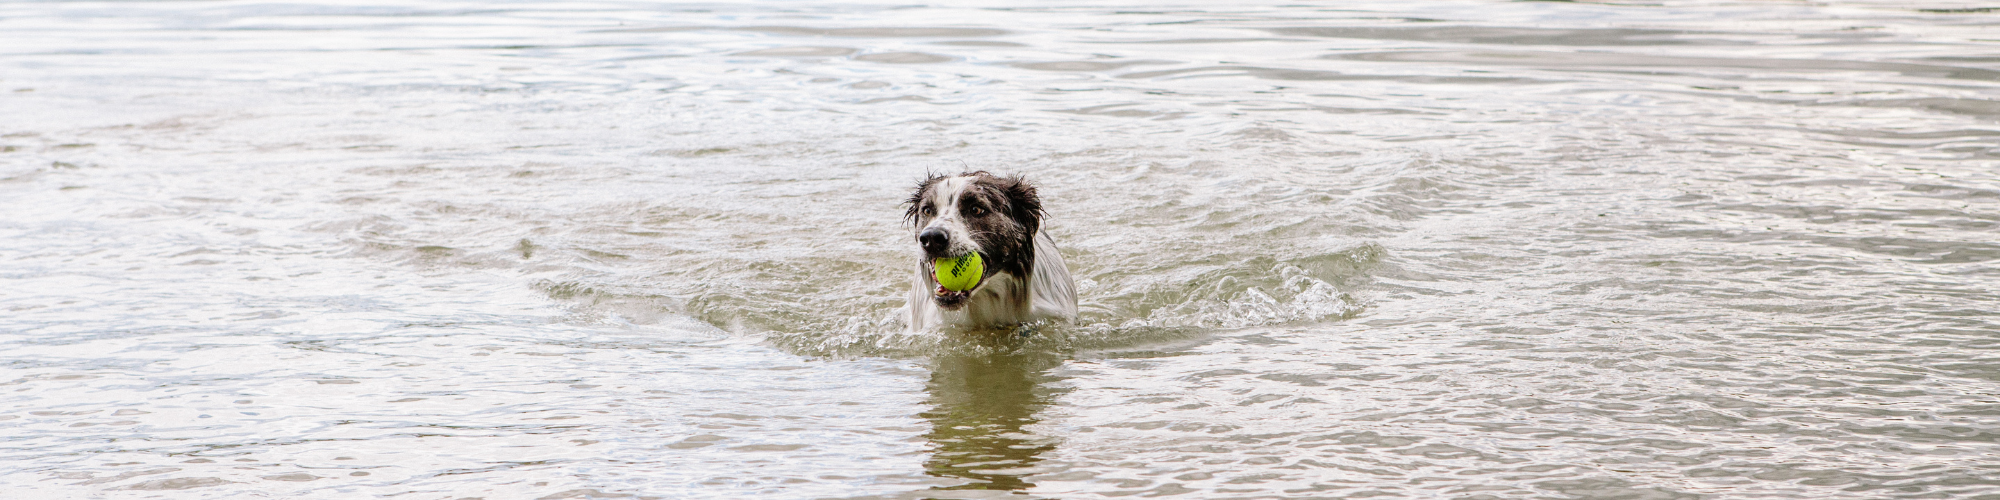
[[3, 0, 1999, 498]]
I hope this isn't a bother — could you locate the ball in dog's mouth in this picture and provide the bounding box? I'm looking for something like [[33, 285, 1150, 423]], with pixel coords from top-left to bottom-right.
[[933, 253, 983, 291], [929, 253, 989, 309]]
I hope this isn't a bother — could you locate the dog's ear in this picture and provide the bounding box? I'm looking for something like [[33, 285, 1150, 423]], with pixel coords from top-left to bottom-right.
[[904, 172, 945, 226], [999, 174, 1044, 235]]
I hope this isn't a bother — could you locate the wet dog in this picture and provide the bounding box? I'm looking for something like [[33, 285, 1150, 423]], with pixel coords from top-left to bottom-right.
[[905, 171, 1076, 331]]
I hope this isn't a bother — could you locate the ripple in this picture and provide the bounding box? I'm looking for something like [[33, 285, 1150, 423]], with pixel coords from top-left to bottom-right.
[[1336, 50, 2000, 82], [730, 46, 858, 57], [853, 52, 954, 64]]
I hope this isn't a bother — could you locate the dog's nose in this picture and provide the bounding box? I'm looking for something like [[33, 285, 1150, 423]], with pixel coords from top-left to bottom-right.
[[918, 228, 949, 256]]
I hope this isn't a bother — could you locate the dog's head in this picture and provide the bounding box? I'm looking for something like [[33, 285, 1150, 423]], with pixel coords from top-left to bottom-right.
[[905, 171, 1044, 309]]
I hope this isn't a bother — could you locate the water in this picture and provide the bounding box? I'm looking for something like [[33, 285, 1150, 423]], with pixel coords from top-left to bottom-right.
[[3, 0, 1998, 498]]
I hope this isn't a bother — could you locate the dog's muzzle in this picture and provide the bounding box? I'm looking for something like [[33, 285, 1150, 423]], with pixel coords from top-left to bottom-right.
[[917, 227, 951, 258]]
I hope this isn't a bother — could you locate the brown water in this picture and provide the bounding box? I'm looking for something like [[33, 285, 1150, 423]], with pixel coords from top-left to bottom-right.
[[4, 0, 1999, 498]]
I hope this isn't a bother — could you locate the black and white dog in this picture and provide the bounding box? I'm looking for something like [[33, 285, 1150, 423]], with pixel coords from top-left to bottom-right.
[[905, 171, 1076, 331]]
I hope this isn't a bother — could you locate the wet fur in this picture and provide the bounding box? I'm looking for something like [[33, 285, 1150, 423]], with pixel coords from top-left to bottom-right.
[[905, 172, 1077, 331]]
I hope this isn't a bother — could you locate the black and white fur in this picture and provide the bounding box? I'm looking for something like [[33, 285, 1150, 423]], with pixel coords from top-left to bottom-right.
[[905, 171, 1076, 331]]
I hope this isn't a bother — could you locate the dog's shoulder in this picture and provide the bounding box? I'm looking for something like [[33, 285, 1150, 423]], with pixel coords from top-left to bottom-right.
[[1026, 231, 1077, 321]]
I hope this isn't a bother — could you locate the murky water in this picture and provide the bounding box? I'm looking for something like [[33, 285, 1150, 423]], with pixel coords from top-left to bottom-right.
[[4, 0, 1999, 498]]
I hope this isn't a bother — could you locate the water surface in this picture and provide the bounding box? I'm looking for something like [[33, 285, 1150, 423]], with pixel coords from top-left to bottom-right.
[[3, 0, 1999, 498]]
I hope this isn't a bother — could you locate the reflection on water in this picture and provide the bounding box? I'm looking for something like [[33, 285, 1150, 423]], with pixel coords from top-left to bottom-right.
[[919, 338, 1066, 493]]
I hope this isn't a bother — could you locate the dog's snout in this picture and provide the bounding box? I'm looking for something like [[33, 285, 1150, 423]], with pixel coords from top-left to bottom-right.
[[918, 228, 950, 256]]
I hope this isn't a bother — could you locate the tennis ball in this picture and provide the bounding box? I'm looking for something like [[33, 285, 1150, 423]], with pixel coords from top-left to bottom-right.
[[933, 253, 983, 291]]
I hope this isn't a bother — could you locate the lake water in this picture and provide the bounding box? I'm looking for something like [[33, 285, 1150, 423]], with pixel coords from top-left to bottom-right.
[[4, 0, 1999, 498]]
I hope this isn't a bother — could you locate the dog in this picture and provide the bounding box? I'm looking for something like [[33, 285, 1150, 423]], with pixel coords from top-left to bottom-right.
[[905, 171, 1076, 331]]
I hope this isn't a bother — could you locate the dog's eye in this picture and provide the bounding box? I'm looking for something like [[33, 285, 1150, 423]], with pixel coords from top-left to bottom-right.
[[921, 205, 936, 217], [965, 204, 985, 217]]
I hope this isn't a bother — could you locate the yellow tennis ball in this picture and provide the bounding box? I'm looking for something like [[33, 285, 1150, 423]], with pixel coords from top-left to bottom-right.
[[933, 253, 983, 291]]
